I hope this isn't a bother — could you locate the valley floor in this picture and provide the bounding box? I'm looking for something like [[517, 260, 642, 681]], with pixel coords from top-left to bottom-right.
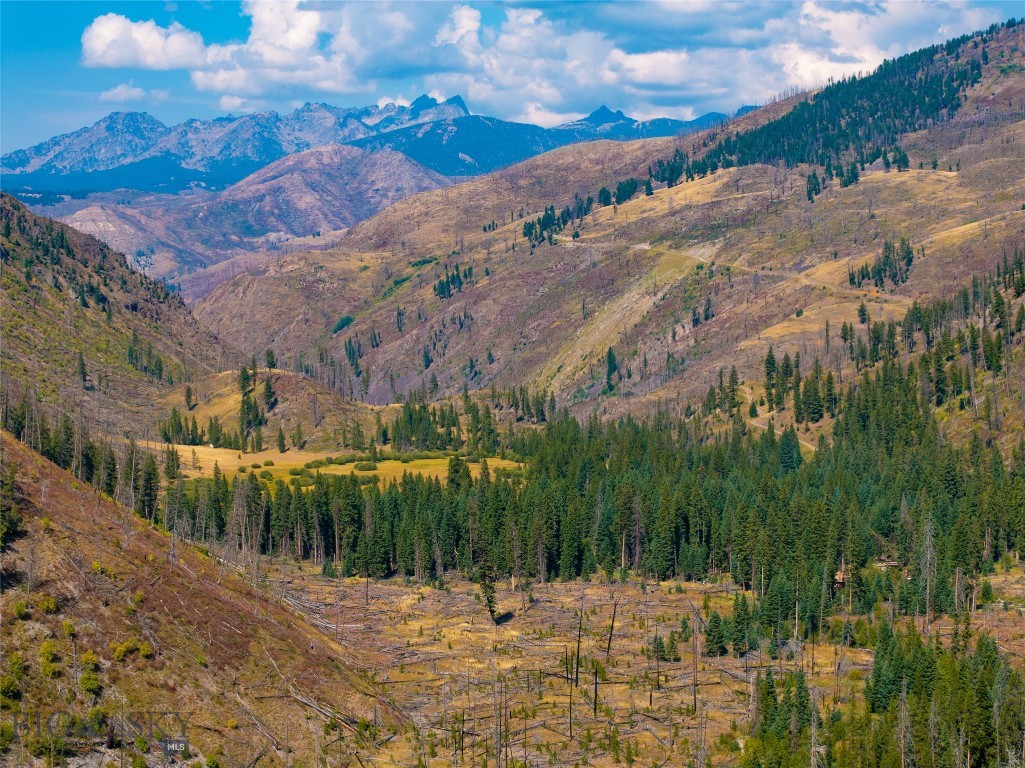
[[257, 565, 1025, 768]]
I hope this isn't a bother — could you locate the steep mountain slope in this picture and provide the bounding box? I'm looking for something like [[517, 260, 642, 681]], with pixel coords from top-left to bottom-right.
[[7, 97, 737, 286], [57, 145, 451, 284], [0, 112, 170, 176], [191, 133, 678, 357], [348, 114, 564, 176], [0, 194, 228, 433], [160, 367, 406, 453], [192, 20, 1025, 419], [0, 430, 403, 765]]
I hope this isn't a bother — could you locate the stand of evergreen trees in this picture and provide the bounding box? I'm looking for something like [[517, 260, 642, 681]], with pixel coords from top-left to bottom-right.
[[5, 233, 1024, 627], [849, 237, 918, 290], [6, 245, 1025, 626], [743, 619, 1025, 768], [105, 348, 1025, 624], [703, 26, 988, 172]]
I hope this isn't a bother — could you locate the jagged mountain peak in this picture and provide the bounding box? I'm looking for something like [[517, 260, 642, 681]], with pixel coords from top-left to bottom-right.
[[553, 105, 643, 132], [582, 105, 633, 125], [1, 94, 479, 186], [406, 93, 470, 120], [95, 110, 168, 131], [409, 93, 440, 111], [1, 91, 730, 200], [443, 94, 470, 114]]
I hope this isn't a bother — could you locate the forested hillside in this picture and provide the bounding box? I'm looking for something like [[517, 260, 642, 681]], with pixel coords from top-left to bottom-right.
[[19, 281, 1025, 614], [746, 623, 1025, 768], [0, 193, 228, 432], [156, 357, 1024, 605], [702, 24, 997, 170], [8, 280, 1025, 766]]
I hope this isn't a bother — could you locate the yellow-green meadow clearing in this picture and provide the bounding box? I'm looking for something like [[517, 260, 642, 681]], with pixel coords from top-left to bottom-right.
[[145, 441, 521, 484]]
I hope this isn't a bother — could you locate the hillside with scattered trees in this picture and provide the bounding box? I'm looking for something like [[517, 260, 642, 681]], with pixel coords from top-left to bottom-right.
[[0, 193, 228, 432], [3, 18, 1025, 768]]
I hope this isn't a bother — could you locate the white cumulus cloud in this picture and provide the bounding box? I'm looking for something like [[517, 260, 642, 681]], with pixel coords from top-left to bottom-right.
[[218, 95, 251, 112], [98, 83, 169, 103], [98, 83, 146, 102], [434, 5, 482, 54], [78, 1, 1010, 124], [82, 13, 206, 69], [83, 0, 368, 103], [601, 49, 692, 87]]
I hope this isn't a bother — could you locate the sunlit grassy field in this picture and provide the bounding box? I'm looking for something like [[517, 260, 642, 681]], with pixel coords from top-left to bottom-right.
[[147, 441, 521, 485]]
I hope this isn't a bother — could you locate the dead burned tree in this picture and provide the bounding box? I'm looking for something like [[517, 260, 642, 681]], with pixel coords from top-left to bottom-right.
[[223, 474, 262, 586]]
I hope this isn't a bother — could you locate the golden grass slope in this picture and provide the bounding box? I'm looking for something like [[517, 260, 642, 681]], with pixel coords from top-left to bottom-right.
[[163, 441, 519, 486]]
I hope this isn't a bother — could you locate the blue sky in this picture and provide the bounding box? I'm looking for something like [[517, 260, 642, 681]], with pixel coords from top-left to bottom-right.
[[1, 0, 1017, 153]]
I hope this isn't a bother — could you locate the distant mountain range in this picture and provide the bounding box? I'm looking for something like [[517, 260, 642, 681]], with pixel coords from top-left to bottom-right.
[[1, 95, 751, 195]]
